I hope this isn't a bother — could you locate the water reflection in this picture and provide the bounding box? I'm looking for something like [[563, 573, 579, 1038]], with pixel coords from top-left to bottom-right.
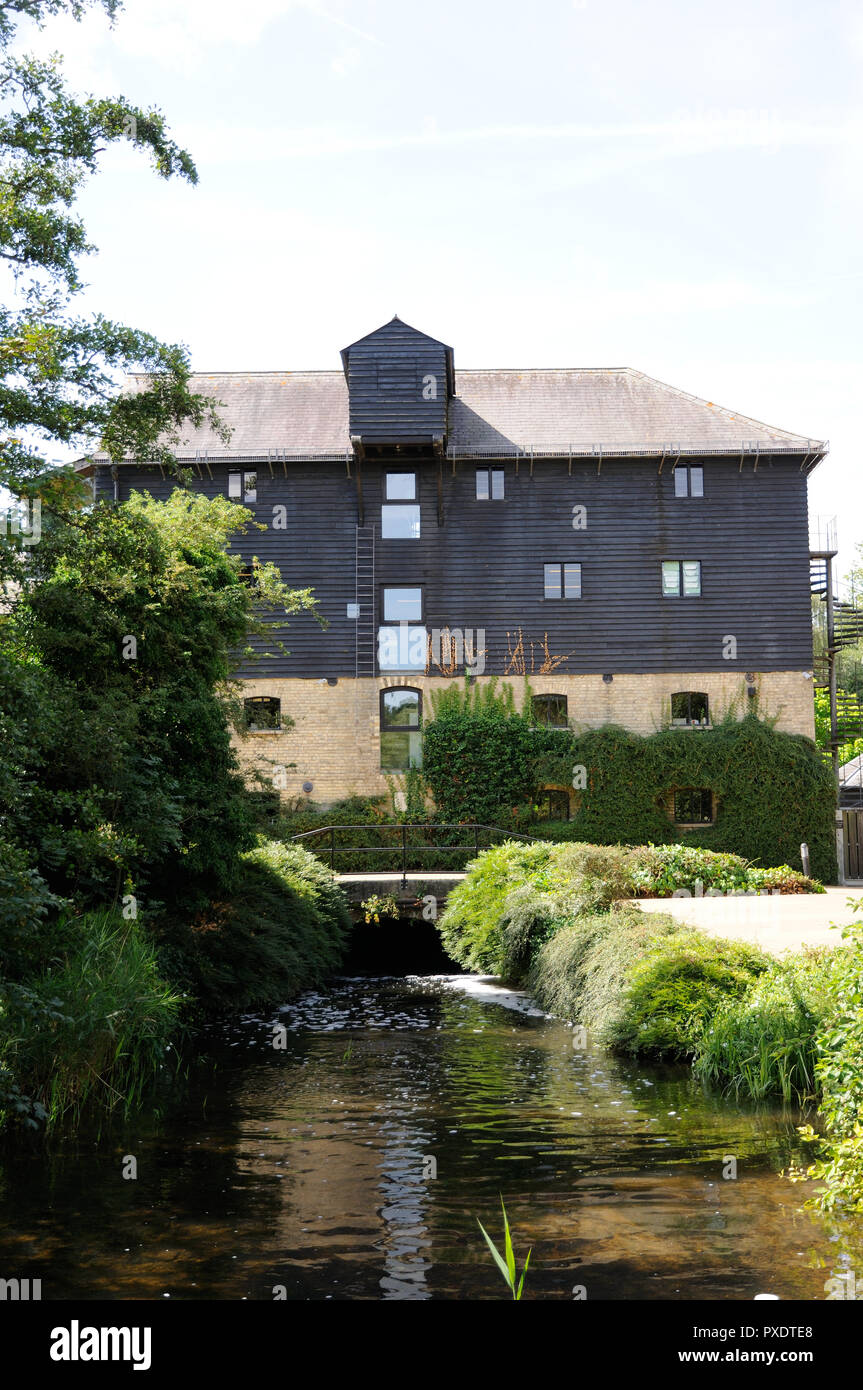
[[0, 974, 855, 1300]]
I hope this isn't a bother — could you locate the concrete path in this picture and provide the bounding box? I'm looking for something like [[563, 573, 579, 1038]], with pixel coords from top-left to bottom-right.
[[633, 885, 863, 955]]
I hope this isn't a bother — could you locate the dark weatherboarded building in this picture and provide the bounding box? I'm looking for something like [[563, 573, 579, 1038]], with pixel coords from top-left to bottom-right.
[[79, 316, 827, 813]]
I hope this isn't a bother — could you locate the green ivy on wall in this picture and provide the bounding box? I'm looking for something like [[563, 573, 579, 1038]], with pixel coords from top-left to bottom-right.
[[422, 688, 837, 882]]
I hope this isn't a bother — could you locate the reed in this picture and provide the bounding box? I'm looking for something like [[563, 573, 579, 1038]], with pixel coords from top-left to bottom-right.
[[477, 1197, 531, 1300]]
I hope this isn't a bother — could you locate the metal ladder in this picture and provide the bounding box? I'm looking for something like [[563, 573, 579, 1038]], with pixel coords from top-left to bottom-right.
[[355, 525, 376, 678]]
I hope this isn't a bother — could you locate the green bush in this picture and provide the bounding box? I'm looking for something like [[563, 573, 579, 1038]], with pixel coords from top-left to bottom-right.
[[529, 905, 683, 1038], [438, 838, 822, 982], [153, 839, 352, 1014], [437, 840, 557, 973], [693, 951, 834, 1102], [535, 716, 837, 882], [628, 843, 822, 897], [800, 912, 863, 1211], [606, 930, 770, 1059], [0, 839, 61, 978], [0, 910, 181, 1130], [422, 680, 537, 824]]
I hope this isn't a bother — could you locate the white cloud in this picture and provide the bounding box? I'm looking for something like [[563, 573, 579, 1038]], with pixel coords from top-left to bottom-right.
[[171, 110, 863, 163]]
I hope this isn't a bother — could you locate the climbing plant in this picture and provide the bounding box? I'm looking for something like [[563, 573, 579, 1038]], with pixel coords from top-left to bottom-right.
[[423, 682, 836, 881], [422, 679, 539, 823], [535, 715, 837, 882]]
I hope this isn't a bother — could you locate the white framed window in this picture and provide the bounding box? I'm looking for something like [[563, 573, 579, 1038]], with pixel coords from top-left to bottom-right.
[[662, 560, 701, 597], [476, 467, 505, 500]]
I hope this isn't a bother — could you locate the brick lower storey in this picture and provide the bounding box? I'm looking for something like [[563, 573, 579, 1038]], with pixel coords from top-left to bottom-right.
[[232, 670, 816, 808]]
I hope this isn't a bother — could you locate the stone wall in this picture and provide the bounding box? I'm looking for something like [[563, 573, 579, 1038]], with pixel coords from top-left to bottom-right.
[[233, 670, 816, 806]]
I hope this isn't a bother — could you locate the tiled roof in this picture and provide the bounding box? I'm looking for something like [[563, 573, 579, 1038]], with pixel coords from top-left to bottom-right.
[[83, 366, 826, 464]]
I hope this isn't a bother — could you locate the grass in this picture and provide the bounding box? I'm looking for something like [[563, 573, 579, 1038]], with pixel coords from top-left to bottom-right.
[[0, 910, 181, 1130], [693, 951, 834, 1103]]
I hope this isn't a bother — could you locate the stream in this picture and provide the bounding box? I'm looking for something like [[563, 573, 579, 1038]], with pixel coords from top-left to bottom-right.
[[0, 973, 850, 1301]]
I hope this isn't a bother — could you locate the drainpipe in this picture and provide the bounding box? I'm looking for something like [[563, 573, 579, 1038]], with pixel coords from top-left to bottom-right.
[[111, 465, 119, 503]]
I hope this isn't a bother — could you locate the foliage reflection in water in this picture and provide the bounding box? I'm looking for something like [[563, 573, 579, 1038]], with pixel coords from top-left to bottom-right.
[[0, 975, 850, 1301]]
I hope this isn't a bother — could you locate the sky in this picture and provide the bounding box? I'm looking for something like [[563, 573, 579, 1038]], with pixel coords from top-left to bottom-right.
[[13, 0, 863, 578]]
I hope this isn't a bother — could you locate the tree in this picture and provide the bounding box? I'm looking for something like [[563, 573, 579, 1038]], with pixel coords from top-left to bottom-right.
[[0, 0, 224, 576], [1, 489, 318, 913]]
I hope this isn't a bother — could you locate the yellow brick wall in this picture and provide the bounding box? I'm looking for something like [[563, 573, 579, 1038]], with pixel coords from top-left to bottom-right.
[[232, 670, 816, 806]]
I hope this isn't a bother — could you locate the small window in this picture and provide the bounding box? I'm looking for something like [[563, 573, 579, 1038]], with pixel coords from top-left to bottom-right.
[[381, 505, 421, 539], [671, 692, 709, 727], [662, 560, 701, 597], [383, 587, 423, 622], [544, 562, 581, 599], [673, 788, 713, 824], [532, 694, 568, 728], [229, 470, 257, 504], [673, 465, 704, 498], [537, 789, 570, 821], [380, 688, 422, 770], [244, 695, 281, 731], [476, 467, 505, 500]]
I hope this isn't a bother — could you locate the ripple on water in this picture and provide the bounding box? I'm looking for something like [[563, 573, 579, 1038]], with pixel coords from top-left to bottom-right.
[[0, 974, 850, 1301]]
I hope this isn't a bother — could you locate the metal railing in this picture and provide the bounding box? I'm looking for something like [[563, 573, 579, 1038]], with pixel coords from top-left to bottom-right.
[[290, 822, 532, 886], [809, 514, 838, 555]]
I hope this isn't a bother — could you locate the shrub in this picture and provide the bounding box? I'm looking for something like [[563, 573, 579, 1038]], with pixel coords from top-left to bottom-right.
[[800, 911, 863, 1211], [437, 837, 823, 983], [422, 679, 537, 824], [604, 929, 770, 1059], [437, 840, 557, 973], [534, 716, 837, 882], [0, 910, 181, 1130], [693, 952, 834, 1102], [0, 840, 61, 978], [152, 839, 351, 1013], [530, 905, 683, 1037], [628, 844, 822, 897]]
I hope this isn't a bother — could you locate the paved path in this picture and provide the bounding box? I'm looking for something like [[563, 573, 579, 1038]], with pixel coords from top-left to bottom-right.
[[634, 885, 863, 954]]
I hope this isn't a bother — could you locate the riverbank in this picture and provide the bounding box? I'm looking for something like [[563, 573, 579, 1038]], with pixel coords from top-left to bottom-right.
[[437, 840, 863, 1214]]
